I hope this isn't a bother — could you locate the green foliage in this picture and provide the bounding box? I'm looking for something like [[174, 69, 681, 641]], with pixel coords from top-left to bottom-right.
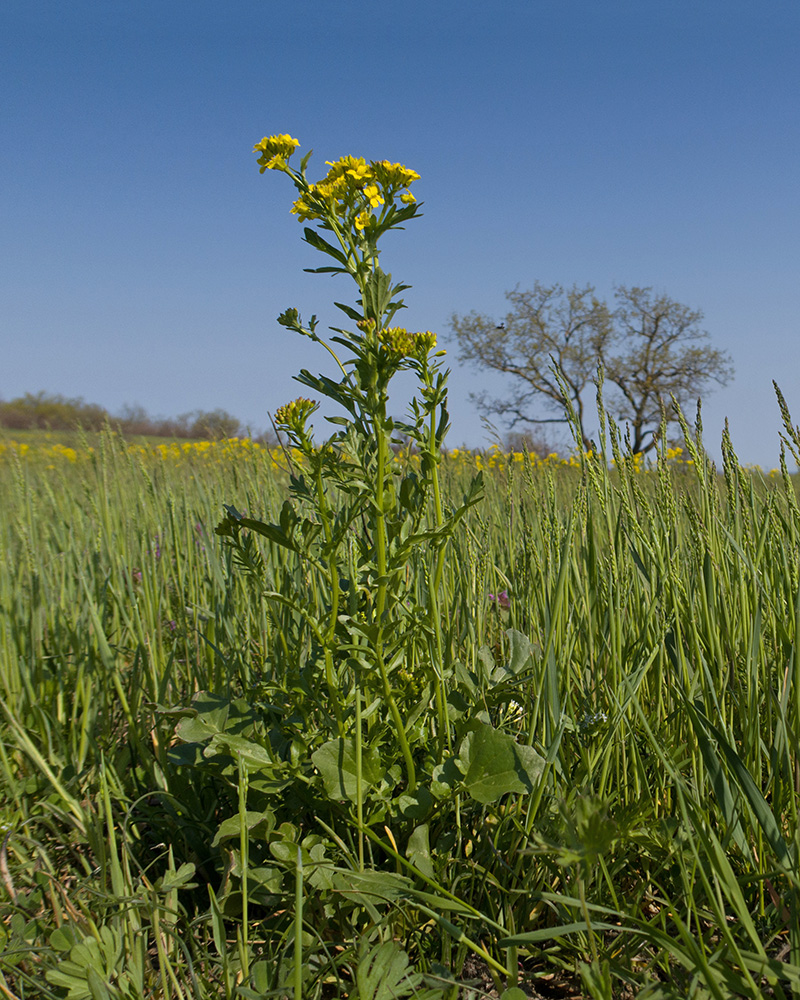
[[0, 390, 109, 431], [4, 389, 800, 997], [350, 940, 442, 1000]]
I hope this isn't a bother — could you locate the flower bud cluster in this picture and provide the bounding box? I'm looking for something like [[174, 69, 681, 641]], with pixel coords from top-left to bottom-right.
[[274, 397, 319, 437], [357, 320, 438, 361]]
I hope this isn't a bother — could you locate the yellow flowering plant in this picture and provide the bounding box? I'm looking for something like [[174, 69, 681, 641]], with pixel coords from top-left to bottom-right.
[[208, 135, 541, 876], [193, 135, 552, 988], [226, 132, 480, 767]]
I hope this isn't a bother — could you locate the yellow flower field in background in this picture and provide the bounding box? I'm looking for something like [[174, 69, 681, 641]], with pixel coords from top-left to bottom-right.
[[0, 435, 701, 473]]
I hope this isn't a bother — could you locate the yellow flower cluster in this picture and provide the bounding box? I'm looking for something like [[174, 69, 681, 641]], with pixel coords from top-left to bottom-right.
[[0, 437, 293, 472], [132, 438, 274, 464], [371, 159, 420, 192], [2, 437, 757, 479], [253, 134, 301, 173], [0, 440, 78, 463], [446, 447, 571, 473], [442, 444, 698, 474], [289, 154, 419, 228]]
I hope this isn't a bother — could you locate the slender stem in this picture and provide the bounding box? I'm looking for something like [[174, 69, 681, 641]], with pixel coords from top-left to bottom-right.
[[315, 335, 353, 385], [375, 412, 389, 622], [286, 164, 359, 277], [374, 410, 417, 791], [355, 677, 364, 871], [294, 846, 304, 1000], [426, 388, 450, 751], [315, 462, 342, 638], [578, 864, 599, 964], [238, 759, 250, 980]]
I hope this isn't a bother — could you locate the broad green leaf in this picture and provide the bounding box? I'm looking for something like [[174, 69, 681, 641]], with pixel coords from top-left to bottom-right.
[[476, 646, 496, 685], [457, 723, 544, 804], [397, 785, 434, 819], [311, 738, 384, 801], [158, 861, 198, 891], [445, 690, 470, 722], [205, 733, 282, 773], [430, 757, 462, 800], [175, 692, 256, 743], [501, 990, 529, 1000], [50, 927, 78, 952], [87, 967, 112, 1000], [212, 810, 274, 847]]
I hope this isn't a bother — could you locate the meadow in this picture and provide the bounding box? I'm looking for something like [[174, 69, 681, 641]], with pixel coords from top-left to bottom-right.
[[2, 416, 800, 1000], [4, 133, 800, 1000]]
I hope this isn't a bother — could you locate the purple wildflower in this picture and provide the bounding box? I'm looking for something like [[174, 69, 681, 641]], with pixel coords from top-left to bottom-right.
[[488, 589, 510, 610]]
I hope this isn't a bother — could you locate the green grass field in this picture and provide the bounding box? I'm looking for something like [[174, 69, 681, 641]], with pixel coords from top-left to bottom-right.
[[3, 422, 800, 999]]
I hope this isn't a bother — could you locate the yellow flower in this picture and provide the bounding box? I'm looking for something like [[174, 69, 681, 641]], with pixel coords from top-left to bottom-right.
[[354, 210, 372, 231], [324, 156, 370, 185], [291, 192, 321, 221], [343, 161, 371, 183], [363, 184, 384, 208], [253, 133, 300, 173], [400, 191, 416, 204], [372, 160, 420, 189]]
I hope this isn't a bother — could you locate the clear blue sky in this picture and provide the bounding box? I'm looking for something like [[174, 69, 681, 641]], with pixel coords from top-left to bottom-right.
[[3, 0, 799, 466]]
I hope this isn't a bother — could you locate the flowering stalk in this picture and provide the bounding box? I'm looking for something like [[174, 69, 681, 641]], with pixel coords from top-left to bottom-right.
[[219, 134, 482, 806]]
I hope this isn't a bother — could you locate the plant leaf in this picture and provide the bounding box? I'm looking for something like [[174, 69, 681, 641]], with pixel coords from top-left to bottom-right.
[[311, 738, 384, 801], [457, 723, 544, 804]]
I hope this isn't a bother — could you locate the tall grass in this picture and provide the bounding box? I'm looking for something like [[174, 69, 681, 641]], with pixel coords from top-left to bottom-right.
[[2, 411, 800, 998]]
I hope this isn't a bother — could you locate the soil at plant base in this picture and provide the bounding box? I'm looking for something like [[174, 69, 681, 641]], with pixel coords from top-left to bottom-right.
[[458, 955, 613, 1000]]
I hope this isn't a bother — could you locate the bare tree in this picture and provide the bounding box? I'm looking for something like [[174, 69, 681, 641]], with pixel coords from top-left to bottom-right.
[[449, 283, 613, 450], [450, 283, 733, 454], [603, 286, 734, 453]]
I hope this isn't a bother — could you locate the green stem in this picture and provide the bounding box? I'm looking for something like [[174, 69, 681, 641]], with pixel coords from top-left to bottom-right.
[[578, 865, 599, 964], [355, 678, 364, 871], [287, 164, 359, 277], [238, 759, 250, 980], [374, 414, 417, 791], [315, 465, 340, 646], [315, 335, 353, 385], [426, 404, 451, 752], [294, 845, 304, 1000]]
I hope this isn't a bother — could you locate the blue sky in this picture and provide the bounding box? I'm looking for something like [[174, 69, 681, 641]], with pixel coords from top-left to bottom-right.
[[3, 0, 799, 466]]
